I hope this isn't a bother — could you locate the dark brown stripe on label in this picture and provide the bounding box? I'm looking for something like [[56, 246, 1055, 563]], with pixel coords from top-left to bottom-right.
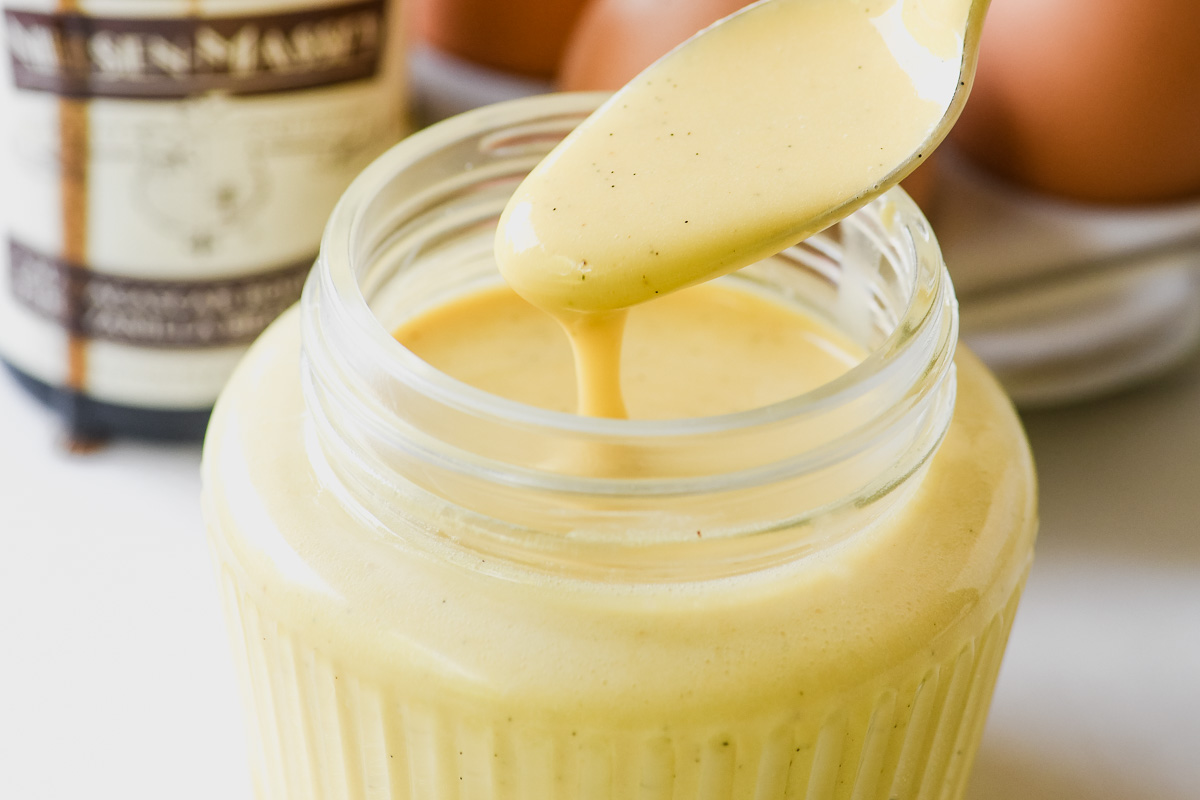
[[8, 239, 311, 348], [6, 0, 386, 99]]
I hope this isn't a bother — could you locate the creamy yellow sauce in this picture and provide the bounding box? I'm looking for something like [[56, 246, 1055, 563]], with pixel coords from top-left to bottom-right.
[[496, 0, 982, 416], [395, 283, 861, 419]]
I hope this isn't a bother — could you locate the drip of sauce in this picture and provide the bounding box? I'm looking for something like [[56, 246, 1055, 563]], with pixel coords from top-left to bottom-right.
[[560, 310, 629, 418], [496, 0, 984, 417]]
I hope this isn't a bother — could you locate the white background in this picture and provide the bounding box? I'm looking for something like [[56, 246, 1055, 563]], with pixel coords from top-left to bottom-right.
[[1, 352, 1198, 799]]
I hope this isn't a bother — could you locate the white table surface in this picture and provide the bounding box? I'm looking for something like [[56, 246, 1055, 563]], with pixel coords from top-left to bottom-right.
[[1, 351, 1198, 800]]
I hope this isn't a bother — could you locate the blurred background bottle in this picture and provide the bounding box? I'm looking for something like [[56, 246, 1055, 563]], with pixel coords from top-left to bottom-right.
[[0, 0, 408, 443]]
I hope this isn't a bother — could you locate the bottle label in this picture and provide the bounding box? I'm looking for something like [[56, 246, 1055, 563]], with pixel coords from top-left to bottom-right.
[[0, 0, 406, 410], [5, 1, 387, 98], [8, 238, 310, 348]]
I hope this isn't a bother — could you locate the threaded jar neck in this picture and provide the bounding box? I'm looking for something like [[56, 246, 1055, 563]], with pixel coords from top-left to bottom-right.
[[299, 93, 958, 581]]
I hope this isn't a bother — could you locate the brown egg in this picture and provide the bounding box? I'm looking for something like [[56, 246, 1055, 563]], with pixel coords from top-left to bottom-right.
[[558, 0, 751, 91], [412, 0, 591, 79], [951, 0, 1200, 204], [558, 0, 939, 208]]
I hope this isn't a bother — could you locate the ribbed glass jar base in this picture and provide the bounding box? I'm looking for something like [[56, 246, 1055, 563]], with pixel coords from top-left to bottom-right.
[[217, 564, 1023, 800]]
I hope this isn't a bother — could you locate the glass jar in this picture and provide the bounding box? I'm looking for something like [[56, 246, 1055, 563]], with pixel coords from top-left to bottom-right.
[[202, 93, 1037, 800]]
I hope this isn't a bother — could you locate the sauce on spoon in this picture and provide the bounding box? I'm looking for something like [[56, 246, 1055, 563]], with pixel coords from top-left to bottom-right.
[[496, 0, 986, 416]]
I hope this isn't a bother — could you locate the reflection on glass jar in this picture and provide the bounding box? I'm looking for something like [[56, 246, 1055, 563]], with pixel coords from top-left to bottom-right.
[[202, 94, 1036, 800]]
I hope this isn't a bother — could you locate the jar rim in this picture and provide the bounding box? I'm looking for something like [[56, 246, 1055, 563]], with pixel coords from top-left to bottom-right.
[[302, 90, 959, 571], [316, 91, 950, 441]]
